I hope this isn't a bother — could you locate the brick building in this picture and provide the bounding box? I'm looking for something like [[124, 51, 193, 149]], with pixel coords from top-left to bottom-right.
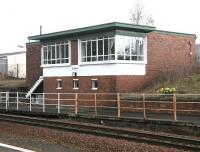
[[26, 22, 196, 96]]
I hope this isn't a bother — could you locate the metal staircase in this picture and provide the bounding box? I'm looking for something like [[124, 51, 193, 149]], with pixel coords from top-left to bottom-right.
[[26, 76, 43, 98]]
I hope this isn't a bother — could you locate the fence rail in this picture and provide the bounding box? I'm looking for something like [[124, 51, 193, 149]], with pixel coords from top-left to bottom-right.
[[0, 92, 199, 122]]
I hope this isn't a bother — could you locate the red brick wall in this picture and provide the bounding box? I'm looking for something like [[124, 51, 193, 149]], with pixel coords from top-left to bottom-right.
[[43, 76, 116, 93], [26, 42, 42, 89], [71, 40, 78, 65], [116, 32, 196, 93], [147, 32, 196, 72]]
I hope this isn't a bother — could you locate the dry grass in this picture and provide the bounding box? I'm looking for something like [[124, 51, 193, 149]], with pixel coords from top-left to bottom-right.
[[0, 79, 26, 88], [142, 74, 200, 94]]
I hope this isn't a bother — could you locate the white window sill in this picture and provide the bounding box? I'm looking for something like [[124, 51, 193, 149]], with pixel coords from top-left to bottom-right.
[[41, 63, 71, 68], [73, 88, 79, 90], [56, 87, 62, 90], [91, 88, 98, 91], [80, 60, 146, 66]]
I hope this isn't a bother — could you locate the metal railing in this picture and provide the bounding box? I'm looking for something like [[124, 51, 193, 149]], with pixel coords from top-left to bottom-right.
[[0, 92, 199, 122]]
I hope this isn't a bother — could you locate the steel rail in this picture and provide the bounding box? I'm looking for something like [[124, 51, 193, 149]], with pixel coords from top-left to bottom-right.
[[0, 114, 199, 151]]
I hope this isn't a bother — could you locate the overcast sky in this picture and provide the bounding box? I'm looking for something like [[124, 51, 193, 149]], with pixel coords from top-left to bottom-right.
[[0, 0, 199, 53]]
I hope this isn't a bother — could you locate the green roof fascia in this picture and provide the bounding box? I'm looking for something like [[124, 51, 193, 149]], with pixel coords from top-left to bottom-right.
[[154, 30, 196, 38], [28, 22, 155, 40]]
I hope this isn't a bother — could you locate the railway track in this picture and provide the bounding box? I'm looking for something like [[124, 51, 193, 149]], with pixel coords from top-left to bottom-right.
[[0, 113, 199, 151]]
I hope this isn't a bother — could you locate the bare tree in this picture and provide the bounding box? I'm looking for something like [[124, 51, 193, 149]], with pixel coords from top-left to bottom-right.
[[130, 1, 154, 26]]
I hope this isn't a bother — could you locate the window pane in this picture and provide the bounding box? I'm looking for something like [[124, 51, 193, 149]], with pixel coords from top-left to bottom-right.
[[109, 38, 115, 55], [92, 41, 97, 56], [65, 44, 69, 58], [108, 38, 115, 60], [92, 41, 97, 61], [131, 56, 137, 61], [139, 39, 144, 55], [81, 42, 86, 57], [136, 39, 140, 56], [104, 38, 108, 55], [131, 38, 137, 55], [138, 56, 144, 61], [47, 46, 51, 64], [52, 46, 55, 64], [56, 80, 62, 89], [43, 46, 47, 59], [43, 46, 48, 64], [87, 41, 91, 56], [52, 46, 55, 59], [56, 45, 60, 64], [81, 42, 86, 62], [98, 56, 103, 61], [73, 80, 79, 89], [87, 41, 91, 61], [61, 44, 65, 63], [124, 39, 130, 60], [91, 80, 98, 89], [98, 39, 103, 55], [116, 38, 124, 60]]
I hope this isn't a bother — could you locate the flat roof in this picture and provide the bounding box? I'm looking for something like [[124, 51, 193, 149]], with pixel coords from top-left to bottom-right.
[[0, 51, 26, 57], [28, 22, 196, 41], [155, 30, 196, 37], [28, 22, 156, 40]]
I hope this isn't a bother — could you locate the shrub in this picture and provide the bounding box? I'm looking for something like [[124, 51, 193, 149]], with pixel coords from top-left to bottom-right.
[[159, 87, 176, 94]]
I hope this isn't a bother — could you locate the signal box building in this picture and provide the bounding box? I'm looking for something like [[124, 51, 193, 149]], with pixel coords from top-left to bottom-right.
[[26, 22, 196, 96]]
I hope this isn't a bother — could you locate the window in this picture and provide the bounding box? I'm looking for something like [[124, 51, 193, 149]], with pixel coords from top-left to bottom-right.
[[91, 79, 98, 90], [73, 79, 79, 90], [116, 36, 144, 61], [43, 42, 70, 65], [56, 79, 62, 89], [81, 37, 115, 63], [80, 35, 145, 63], [81, 41, 87, 62]]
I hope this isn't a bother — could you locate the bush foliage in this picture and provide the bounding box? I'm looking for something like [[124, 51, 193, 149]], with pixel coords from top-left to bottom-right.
[[159, 87, 176, 94]]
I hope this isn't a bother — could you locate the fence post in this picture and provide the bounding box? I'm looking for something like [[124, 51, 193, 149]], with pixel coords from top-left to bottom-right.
[[58, 93, 60, 114], [173, 94, 177, 121], [30, 94, 32, 111], [143, 93, 146, 119], [94, 93, 97, 116], [117, 93, 121, 118], [75, 93, 78, 115], [43, 93, 45, 112], [5, 92, 9, 110], [16, 92, 19, 110]]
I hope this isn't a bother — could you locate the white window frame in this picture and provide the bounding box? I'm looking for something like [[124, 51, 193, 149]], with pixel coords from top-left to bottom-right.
[[41, 41, 71, 67], [115, 35, 145, 62], [56, 79, 62, 90], [73, 79, 79, 90], [79, 37, 115, 65], [79, 35, 147, 65], [91, 79, 98, 90]]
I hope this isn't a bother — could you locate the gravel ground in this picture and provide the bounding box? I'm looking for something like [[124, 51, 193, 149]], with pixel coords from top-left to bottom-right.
[[0, 121, 189, 152]]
